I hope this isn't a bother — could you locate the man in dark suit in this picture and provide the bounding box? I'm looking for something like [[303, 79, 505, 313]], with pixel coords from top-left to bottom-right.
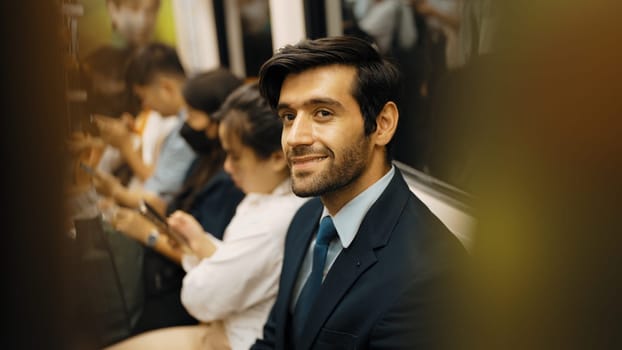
[[253, 36, 467, 349]]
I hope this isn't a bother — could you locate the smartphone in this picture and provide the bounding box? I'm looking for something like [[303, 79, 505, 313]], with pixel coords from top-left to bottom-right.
[[137, 200, 192, 253], [138, 199, 168, 228]]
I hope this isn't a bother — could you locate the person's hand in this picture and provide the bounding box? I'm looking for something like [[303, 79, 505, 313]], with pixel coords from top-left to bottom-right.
[[109, 206, 154, 242], [91, 169, 124, 199], [168, 210, 205, 242], [120, 112, 136, 131], [97, 197, 118, 222], [66, 132, 105, 189], [168, 210, 215, 258], [93, 114, 133, 149], [66, 132, 105, 155]]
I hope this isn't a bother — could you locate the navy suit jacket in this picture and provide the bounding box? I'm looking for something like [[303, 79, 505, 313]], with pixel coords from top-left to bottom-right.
[[252, 169, 467, 349]]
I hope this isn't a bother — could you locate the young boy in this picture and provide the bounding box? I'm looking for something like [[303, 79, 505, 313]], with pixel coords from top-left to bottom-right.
[[94, 43, 196, 212]]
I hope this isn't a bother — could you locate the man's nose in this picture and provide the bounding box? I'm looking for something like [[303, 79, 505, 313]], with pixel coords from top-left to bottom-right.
[[286, 114, 313, 147]]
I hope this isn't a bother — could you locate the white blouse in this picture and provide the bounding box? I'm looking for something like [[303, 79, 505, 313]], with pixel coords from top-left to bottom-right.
[[181, 179, 308, 350]]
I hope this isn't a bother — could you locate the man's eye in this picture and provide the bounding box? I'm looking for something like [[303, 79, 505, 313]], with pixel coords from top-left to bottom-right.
[[316, 110, 332, 118], [280, 113, 296, 122]]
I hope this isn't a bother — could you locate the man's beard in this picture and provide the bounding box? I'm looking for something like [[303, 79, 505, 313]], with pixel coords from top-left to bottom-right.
[[287, 134, 370, 197]]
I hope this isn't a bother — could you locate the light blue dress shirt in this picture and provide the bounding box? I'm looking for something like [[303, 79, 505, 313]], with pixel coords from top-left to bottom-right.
[[290, 166, 396, 311], [143, 109, 197, 203]]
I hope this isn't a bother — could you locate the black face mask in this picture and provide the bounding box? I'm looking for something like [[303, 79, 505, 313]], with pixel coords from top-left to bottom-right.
[[180, 122, 219, 155]]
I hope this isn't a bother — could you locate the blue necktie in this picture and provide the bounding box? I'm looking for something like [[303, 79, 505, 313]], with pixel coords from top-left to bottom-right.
[[292, 216, 338, 338]]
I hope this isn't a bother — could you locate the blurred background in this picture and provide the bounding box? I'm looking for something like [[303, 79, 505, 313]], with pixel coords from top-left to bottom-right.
[[1, 0, 620, 348]]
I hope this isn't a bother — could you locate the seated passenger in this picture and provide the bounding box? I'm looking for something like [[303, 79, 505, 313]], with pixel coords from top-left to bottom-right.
[[99, 69, 246, 334], [92, 43, 196, 210], [104, 82, 309, 350]]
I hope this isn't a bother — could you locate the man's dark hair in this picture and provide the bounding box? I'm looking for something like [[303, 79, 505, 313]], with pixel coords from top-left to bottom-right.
[[125, 43, 185, 87], [258, 36, 402, 159], [182, 68, 243, 116], [213, 83, 281, 160]]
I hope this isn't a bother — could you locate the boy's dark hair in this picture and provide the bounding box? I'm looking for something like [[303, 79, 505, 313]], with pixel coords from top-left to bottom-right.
[[182, 68, 244, 116], [258, 36, 402, 159], [125, 43, 185, 87], [213, 83, 281, 160]]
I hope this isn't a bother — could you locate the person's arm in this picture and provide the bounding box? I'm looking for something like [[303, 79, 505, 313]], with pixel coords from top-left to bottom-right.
[[112, 184, 166, 213], [67, 131, 106, 188], [117, 138, 154, 181], [66, 132, 106, 167], [91, 168, 167, 213], [110, 206, 183, 264], [93, 114, 155, 181], [167, 210, 218, 259], [176, 223, 282, 322]]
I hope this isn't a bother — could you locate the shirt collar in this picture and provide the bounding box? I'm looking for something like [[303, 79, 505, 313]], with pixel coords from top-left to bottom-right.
[[243, 178, 292, 205], [321, 165, 395, 248]]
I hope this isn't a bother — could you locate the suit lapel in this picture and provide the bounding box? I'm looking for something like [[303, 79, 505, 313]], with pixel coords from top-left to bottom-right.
[[296, 171, 412, 350]]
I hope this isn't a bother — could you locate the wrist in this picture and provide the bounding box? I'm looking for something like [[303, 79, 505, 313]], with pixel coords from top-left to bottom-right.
[[194, 234, 217, 259], [146, 229, 160, 248]]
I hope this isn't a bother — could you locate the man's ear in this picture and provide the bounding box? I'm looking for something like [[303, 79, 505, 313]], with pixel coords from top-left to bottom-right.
[[374, 101, 399, 147], [270, 150, 288, 172]]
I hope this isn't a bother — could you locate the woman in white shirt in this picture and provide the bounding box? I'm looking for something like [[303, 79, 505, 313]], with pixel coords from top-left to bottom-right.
[[105, 83, 308, 350]]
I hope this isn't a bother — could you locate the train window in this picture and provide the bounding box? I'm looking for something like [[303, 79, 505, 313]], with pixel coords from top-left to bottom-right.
[[305, 0, 496, 196], [239, 0, 273, 76], [213, 0, 274, 78]]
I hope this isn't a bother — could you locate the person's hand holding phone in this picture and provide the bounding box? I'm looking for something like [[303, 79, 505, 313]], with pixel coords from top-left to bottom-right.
[[66, 132, 105, 155], [168, 210, 217, 259], [136, 201, 193, 254], [108, 206, 153, 242]]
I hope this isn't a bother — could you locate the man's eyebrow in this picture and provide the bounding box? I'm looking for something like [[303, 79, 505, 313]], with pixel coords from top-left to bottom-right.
[[277, 98, 344, 111]]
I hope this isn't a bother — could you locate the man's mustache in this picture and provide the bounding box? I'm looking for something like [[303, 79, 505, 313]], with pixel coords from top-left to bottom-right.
[[286, 145, 333, 159]]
